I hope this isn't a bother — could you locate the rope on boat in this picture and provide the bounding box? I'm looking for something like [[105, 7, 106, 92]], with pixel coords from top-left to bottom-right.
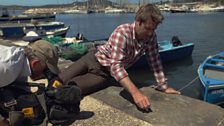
[[178, 76, 199, 92]]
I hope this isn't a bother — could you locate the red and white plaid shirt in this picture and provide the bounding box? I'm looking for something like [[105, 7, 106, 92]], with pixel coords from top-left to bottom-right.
[[95, 22, 167, 90]]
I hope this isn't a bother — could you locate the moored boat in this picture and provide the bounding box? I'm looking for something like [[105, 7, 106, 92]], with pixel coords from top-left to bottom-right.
[[198, 52, 224, 104], [0, 21, 65, 38], [45, 26, 70, 37], [59, 39, 194, 66], [170, 5, 190, 13], [25, 26, 70, 38], [133, 40, 194, 67]]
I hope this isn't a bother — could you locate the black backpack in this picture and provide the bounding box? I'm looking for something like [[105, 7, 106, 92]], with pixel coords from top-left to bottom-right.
[[0, 79, 82, 126], [0, 83, 47, 126], [44, 70, 82, 125], [0, 40, 82, 126]]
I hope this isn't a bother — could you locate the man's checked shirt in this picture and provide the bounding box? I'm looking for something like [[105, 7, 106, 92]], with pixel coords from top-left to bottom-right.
[[95, 22, 168, 90]]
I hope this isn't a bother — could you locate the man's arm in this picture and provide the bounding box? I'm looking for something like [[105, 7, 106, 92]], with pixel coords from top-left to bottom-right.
[[108, 29, 150, 110], [119, 76, 150, 110], [147, 34, 180, 94]]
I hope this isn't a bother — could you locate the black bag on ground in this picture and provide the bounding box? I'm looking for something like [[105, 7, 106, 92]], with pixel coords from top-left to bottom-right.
[[0, 85, 46, 126], [0, 82, 82, 125], [15, 93, 46, 125], [45, 84, 82, 125], [44, 70, 82, 125]]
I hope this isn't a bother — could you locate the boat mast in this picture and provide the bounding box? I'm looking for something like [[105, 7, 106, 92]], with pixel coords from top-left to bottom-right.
[[86, 0, 89, 11]]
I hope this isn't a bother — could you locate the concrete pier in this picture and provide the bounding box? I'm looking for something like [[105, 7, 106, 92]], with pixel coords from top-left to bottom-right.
[[91, 86, 224, 126], [0, 45, 220, 125], [33, 59, 224, 126]]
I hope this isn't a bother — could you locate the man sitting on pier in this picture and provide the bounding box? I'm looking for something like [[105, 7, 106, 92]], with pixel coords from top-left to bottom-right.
[[59, 3, 180, 111]]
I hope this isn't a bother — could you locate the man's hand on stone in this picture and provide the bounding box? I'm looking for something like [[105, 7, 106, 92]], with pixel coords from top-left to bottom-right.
[[132, 91, 151, 111]]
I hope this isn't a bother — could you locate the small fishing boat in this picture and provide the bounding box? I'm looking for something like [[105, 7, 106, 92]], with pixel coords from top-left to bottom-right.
[[45, 26, 70, 37], [25, 26, 70, 38], [0, 21, 65, 38], [198, 52, 224, 104], [133, 40, 194, 67], [60, 39, 194, 65], [170, 5, 189, 13]]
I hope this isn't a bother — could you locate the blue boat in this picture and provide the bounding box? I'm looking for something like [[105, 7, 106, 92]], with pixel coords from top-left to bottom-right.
[[61, 39, 194, 66], [0, 21, 65, 38], [132, 40, 194, 67], [198, 52, 224, 104]]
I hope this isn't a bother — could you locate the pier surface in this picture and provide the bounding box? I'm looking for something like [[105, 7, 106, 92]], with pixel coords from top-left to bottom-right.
[[31, 59, 224, 126], [46, 86, 224, 126], [91, 86, 224, 126]]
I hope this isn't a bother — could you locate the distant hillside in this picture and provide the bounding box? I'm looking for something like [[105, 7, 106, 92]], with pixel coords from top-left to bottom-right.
[[0, 5, 28, 10], [0, 0, 117, 10], [1, 0, 223, 10]]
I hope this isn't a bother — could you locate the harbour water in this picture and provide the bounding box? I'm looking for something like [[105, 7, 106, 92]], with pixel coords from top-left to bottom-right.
[[56, 12, 224, 100], [1, 10, 224, 100]]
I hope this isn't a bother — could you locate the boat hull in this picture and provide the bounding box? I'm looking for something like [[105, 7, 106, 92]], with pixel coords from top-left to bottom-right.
[[45, 26, 69, 37], [133, 43, 194, 67], [198, 52, 224, 104], [170, 9, 188, 13], [65, 39, 194, 67], [0, 21, 65, 38]]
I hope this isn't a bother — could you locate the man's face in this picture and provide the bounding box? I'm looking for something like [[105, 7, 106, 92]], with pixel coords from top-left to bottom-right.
[[135, 18, 158, 41]]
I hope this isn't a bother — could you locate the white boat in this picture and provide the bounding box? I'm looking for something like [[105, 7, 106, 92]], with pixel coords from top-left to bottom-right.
[[104, 8, 126, 13], [27, 26, 70, 37], [61, 9, 88, 14], [45, 26, 70, 37]]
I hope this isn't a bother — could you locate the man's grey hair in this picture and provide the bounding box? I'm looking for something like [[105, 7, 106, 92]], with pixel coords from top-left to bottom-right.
[[135, 4, 164, 24]]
